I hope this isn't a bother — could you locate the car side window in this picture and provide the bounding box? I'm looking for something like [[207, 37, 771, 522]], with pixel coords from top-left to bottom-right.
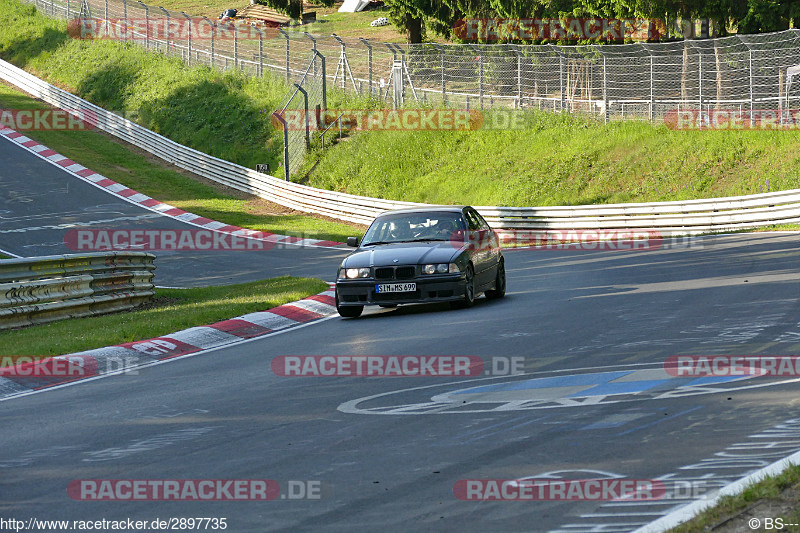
[[475, 211, 491, 231], [465, 210, 482, 231]]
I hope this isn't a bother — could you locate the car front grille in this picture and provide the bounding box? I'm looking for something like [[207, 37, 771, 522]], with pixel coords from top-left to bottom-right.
[[374, 266, 416, 280], [395, 266, 416, 279], [374, 267, 394, 280]]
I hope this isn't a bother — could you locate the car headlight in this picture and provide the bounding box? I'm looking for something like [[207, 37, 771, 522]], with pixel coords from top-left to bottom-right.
[[344, 267, 370, 279], [422, 263, 459, 274]]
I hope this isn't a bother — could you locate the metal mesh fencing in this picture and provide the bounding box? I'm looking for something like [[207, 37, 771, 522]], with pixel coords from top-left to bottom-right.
[[273, 52, 326, 178], [24, 0, 800, 127]]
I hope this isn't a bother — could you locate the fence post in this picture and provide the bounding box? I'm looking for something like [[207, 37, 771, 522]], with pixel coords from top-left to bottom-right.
[[649, 52, 654, 121], [233, 23, 238, 68], [603, 54, 609, 124], [469, 45, 484, 109], [283, 119, 289, 180], [279, 29, 290, 81], [318, 51, 327, 111], [102, 0, 107, 27], [67, 0, 71, 20], [138, 1, 149, 49], [512, 45, 522, 109], [305, 32, 317, 78], [441, 46, 446, 103], [359, 38, 373, 96], [181, 12, 191, 65], [558, 50, 564, 111], [258, 27, 263, 77], [122, 0, 127, 42], [53, 0, 57, 18], [749, 49, 754, 126], [158, 7, 169, 52], [202, 17, 214, 68], [295, 84, 310, 148], [698, 52, 703, 113]]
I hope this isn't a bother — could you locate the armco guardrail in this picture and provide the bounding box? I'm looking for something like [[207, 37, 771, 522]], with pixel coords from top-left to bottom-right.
[[0, 58, 799, 234], [0, 252, 155, 329]]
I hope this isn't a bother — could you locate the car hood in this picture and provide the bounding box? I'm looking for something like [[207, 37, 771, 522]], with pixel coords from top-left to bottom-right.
[[343, 242, 461, 268]]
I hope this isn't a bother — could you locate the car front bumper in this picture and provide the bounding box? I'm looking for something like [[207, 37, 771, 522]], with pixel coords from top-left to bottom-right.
[[336, 273, 466, 306]]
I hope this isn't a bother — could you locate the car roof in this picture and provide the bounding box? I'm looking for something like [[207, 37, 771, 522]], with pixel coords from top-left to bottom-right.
[[375, 206, 469, 217]]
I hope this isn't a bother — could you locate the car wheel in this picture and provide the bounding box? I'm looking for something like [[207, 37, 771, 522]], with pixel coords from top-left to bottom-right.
[[485, 259, 506, 299], [336, 289, 363, 318], [451, 264, 475, 309]]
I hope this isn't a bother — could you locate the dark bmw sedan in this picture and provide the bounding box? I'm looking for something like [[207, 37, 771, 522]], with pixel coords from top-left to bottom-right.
[[335, 206, 505, 317]]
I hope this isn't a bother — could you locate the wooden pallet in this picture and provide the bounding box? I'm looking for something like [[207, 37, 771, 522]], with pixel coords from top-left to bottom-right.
[[238, 5, 292, 25]]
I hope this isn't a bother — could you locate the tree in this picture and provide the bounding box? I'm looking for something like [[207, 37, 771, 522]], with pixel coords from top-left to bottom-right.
[[384, 0, 457, 43]]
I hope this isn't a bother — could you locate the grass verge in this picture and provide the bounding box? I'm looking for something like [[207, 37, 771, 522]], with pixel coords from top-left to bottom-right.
[[670, 465, 800, 532], [0, 276, 329, 357], [302, 109, 800, 206], [4, 0, 800, 211], [0, 82, 363, 242]]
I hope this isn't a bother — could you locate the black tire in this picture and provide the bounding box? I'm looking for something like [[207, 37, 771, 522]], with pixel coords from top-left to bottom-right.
[[451, 264, 475, 309], [485, 259, 506, 300], [336, 289, 363, 318]]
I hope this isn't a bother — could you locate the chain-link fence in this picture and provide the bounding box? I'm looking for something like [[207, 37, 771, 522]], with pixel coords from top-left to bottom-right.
[[29, 0, 800, 122], [272, 51, 326, 178]]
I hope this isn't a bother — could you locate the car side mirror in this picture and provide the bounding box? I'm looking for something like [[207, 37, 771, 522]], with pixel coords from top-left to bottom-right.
[[347, 237, 360, 247]]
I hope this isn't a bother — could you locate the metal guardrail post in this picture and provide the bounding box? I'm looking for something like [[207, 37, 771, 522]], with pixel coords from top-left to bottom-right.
[[67, 0, 71, 19], [279, 29, 290, 81], [359, 38, 373, 96], [181, 12, 191, 66], [137, 1, 149, 49]]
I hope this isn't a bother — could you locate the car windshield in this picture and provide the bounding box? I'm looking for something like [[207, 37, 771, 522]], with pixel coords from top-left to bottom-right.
[[362, 212, 467, 246]]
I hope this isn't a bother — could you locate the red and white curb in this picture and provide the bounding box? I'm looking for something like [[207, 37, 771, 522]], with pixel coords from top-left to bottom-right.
[[0, 126, 345, 250], [0, 285, 337, 400]]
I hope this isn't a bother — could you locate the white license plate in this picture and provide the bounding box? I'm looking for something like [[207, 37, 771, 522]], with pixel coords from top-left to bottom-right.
[[375, 283, 416, 293]]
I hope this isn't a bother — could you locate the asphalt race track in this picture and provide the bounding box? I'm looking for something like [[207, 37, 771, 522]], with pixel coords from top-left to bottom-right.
[[2, 131, 800, 532], [0, 136, 348, 286]]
